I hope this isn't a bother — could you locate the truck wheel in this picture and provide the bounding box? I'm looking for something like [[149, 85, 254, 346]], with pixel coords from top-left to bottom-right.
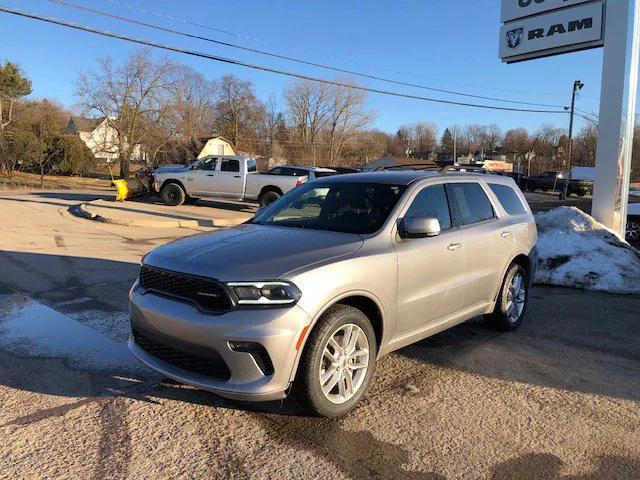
[[485, 263, 529, 331], [161, 183, 186, 206], [259, 190, 280, 207], [296, 305, 377, 417]]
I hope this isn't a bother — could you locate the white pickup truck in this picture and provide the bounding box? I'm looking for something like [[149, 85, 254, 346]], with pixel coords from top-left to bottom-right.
[[153, 156, 307, 207]]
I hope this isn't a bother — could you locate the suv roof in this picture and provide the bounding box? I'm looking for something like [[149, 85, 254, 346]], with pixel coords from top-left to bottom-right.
[[313, 170, 520, 187]]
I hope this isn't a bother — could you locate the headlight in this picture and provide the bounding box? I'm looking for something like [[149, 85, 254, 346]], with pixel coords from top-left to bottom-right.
[[226, 281, 301, 306]]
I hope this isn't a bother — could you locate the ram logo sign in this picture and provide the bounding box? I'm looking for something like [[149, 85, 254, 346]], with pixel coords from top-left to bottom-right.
[[499, 1, 604, 63]]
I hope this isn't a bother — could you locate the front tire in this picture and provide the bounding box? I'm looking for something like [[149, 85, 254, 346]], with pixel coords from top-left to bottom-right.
[[296, 305, 377, 417], [259, 190, 281, 207], [486, 263, 529, 331], [160, 183, 186, 206]]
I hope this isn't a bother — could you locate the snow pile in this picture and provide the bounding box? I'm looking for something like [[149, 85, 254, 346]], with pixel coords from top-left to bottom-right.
[[535, 207, 640, 294]]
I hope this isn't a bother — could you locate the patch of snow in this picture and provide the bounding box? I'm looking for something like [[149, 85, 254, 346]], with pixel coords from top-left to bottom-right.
[[535, 207, 640, 294], [0, 294, 147, 375]]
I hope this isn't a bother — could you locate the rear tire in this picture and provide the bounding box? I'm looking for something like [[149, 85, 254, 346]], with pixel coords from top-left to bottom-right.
[[160, 183, 186, 206], [259, 190, 281, 207], [626, 217, 640, 248], [296, 305, 377, 417], [486, 263, 529, 331]]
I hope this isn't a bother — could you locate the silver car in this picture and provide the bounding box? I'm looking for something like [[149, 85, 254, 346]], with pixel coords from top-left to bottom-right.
[[128, 171, 537, 417]]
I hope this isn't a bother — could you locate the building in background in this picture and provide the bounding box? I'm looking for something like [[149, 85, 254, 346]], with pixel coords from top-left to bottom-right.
[[65, 116, 144, 163], [197, 136, 238, 158]]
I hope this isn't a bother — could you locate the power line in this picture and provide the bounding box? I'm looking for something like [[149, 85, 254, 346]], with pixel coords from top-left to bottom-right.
[[49, 0, 567, 109], [103, 0, 577, 100], [0, 5, 569, 115]]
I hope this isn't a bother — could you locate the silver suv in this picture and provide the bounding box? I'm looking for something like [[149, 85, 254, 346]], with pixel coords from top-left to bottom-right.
[[129, 171, 537, 416]]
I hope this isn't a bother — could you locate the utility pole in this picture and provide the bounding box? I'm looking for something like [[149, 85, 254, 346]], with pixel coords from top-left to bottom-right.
[[561, 80, 584, 200], [453, 124, 457, 165]]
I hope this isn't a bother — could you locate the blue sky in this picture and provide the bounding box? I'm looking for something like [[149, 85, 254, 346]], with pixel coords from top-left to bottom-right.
[[0, 0, 606, 136]]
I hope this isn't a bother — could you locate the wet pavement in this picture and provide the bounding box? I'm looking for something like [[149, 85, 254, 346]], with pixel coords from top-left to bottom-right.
[[0, 190, 639, 479]]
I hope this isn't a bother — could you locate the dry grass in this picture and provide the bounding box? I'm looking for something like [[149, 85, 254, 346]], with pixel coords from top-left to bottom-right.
[[0, 171, 113, 192]]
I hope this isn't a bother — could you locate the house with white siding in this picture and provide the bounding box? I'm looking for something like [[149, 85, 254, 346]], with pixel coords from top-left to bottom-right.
[[65, 116, 144, 163]]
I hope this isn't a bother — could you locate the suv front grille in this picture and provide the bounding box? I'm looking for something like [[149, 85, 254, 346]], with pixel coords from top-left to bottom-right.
[[139, 265, 232, 312], [133, 326, 231, 380]]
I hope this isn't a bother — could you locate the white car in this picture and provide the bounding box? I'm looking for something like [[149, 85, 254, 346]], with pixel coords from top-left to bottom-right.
[[153, 156, 308, 207]]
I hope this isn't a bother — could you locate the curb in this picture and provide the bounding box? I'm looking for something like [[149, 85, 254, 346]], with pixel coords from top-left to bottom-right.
[[68, 202, 236, 229]]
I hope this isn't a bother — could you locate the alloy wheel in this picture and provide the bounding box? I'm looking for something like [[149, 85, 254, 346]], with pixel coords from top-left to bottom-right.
[[319, 324, 369, 404], [505, 272, 526, 324]]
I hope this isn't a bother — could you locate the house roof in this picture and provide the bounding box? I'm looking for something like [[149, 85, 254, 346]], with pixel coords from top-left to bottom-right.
[[66, 116, 105, 133]]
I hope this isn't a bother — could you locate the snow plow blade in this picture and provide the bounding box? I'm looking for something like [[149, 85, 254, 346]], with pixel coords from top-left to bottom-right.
[[113, 178, 146, 201]]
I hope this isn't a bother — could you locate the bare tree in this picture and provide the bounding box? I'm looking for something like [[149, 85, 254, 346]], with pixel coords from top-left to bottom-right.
[[145, 66, 217, 165], [285, 80, 332, 146], [75, 49, 177, 177], [324, 82, 374, 165], [214, 74, 264, 150]]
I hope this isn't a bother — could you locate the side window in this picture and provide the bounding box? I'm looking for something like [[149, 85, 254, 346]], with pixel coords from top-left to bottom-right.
[[197, 157, 217, 171], [404, 184, 452, 230], [269, 167, 282, 175], [247, 159, 257, 172], [221, 158, 240, 172], [489, 184, 527, 215], [447, 182, 494, 226]]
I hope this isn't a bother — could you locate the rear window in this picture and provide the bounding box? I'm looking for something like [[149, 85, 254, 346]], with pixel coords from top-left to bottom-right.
[[314, 171, 337, 178], [489, 184, 527, 215], [247, 159, 257, 172], [448, 182, 494, 226]]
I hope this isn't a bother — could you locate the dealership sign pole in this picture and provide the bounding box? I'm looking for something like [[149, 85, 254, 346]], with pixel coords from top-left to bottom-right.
[[591, 0, 639, 235], [500, 0, 639, 236]]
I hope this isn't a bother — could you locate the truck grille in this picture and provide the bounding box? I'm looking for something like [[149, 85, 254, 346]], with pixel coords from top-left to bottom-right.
[[139, 265, 232, 312], [133, 326, 231, 380]]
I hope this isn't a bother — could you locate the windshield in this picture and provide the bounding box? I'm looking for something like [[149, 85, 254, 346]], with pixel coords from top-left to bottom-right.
[[251, 182, 407, 234]]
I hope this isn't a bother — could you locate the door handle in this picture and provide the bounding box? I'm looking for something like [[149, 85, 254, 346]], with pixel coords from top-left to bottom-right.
[[447, 243, 462, 251], [207, 174, 215, 177], [500, 231, 511, 238], [234, 175, 241, 178]]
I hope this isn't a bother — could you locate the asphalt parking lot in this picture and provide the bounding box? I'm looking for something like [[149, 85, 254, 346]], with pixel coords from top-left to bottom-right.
[[1, 190, 639, 479]]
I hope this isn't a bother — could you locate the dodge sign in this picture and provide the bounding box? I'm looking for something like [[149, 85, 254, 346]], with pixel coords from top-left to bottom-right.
[[499, 1, 605, 63], [501, 0, 594, 23]]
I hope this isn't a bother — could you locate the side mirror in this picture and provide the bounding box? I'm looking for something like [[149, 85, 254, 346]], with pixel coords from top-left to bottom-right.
[[399, 217, 441, 239]]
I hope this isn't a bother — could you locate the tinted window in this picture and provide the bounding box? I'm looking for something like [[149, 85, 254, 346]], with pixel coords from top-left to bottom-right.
[[251, 182, 407, 234], [404, 184, 452, 230], [269, 167, 283, 175], [197, 157, 217, 171], [314, 171, 337, 178], [247, 159, 257, 172], [489, 184, 527, 215], [221, 159, 240, 172], [448, 183, 494, 226]]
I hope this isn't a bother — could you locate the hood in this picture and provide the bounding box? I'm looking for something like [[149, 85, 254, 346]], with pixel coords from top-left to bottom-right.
[[154, 165, 190, 174], [143, 224, 364, 281]]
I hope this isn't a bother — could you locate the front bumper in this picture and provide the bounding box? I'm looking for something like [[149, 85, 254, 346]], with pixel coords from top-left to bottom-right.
[[128, 282, 310, 401]]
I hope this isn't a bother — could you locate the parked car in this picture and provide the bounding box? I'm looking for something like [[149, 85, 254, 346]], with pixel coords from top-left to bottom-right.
[[627, 201, 640, 247], [266, 165, 337, 181], [153, 156, 307, 207], [525, 171, 592, 196], [129, 171, 538, 416], [442, 165, 487, 174]]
